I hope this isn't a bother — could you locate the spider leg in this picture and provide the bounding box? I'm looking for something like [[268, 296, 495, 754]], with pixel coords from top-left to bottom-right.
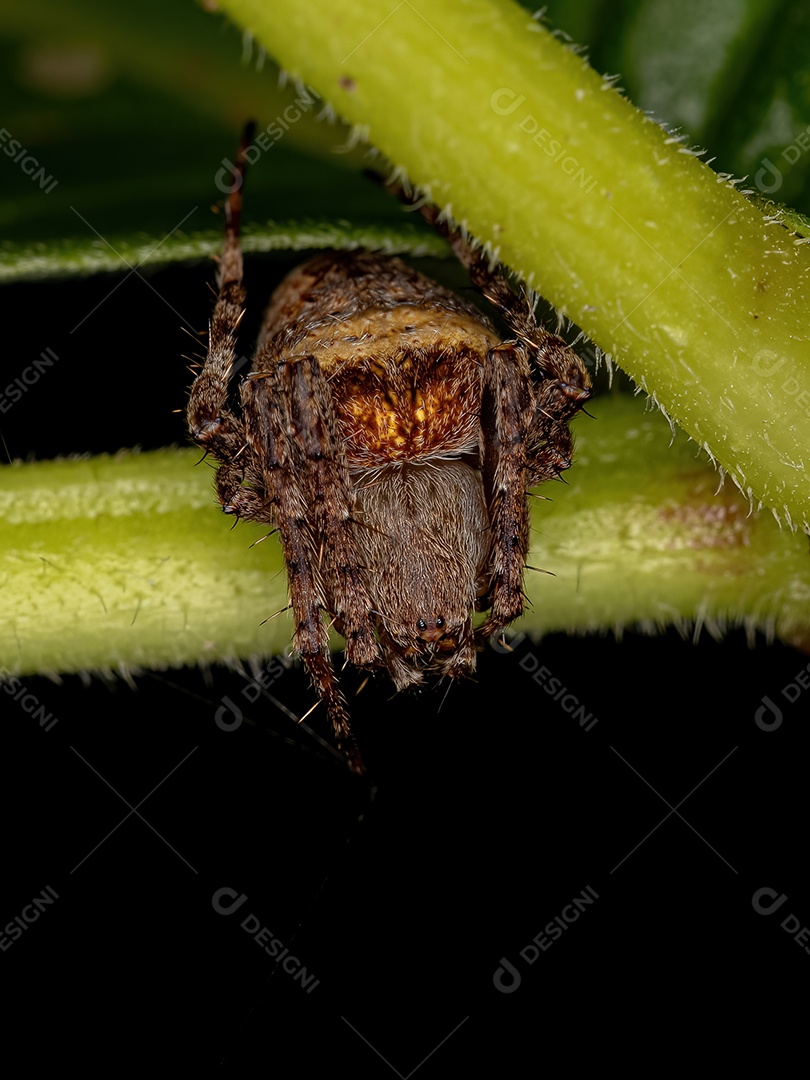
[[281, 357, 380, 672], [376, 629, 425, 691], [476, 342, 535, 640], [438, 626, 478, 681], [242, 357, 380, 773], [525, 383, 577, 488], [380, 174, 593, 401], [441, 216, 592, 419], [456, 239, 591, 416], [187, 124, 252, 463], [377, 174, 536, 339]]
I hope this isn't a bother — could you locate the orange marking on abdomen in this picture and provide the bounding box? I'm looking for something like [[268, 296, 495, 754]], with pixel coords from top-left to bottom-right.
[[332, 347, 484, 465]]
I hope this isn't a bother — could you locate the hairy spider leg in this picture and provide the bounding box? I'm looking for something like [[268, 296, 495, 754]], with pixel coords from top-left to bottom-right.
[[243, 363, 370, 774], [187, 122, 253, 463], [410, 197, 590, 396], [477, 343, 535, 639], [252, 356, 380, 670], [188, 123, 368, 773]]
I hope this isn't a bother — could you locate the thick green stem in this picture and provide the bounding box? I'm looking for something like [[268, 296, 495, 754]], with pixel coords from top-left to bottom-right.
[[1, 395, 807, 678], [213, 0, 810, 528]]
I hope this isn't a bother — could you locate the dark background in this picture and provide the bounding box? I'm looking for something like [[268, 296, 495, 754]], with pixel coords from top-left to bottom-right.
[[2, 260, 808, 1071]]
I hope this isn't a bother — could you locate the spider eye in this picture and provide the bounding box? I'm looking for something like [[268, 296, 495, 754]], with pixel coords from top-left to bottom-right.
[[416, 616, 449, 642]]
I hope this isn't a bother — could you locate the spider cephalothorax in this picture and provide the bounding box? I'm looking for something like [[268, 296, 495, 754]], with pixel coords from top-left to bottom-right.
[[187, 131, 591, 773]]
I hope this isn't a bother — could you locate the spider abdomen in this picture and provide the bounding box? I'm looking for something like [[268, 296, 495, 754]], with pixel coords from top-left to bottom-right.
[[331, 344, 484, 465], [261, 253, 502, 467]]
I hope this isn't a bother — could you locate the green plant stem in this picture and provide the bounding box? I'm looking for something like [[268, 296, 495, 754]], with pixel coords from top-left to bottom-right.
[[213, 0, 810, 528], [0, 219, 449, 283], [1, 395, 807, 679]]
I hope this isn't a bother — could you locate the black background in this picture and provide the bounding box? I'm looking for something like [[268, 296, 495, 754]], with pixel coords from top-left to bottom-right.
[[2, 259, 809, 1071]]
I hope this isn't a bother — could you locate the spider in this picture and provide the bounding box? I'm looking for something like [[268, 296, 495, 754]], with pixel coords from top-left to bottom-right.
[[187, 128, 591, 774]]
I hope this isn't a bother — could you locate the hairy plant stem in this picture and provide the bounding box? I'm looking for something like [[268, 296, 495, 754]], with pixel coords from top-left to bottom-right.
[[1, 394, 807, 679], [214, 0, 810, 528]]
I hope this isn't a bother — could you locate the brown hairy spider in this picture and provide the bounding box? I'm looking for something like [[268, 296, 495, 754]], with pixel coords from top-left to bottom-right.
[[187, 128, 591, 774]]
